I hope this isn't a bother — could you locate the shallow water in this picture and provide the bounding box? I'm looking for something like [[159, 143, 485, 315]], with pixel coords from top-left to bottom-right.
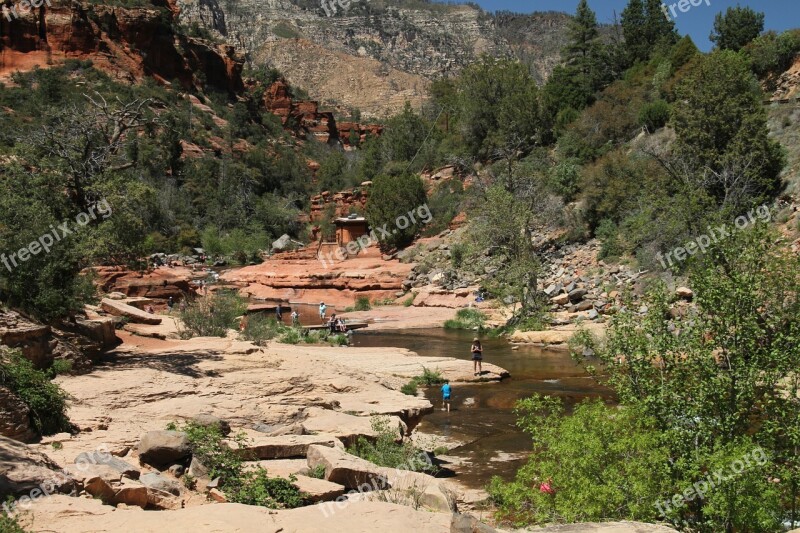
[[351, 328, 612, 489]]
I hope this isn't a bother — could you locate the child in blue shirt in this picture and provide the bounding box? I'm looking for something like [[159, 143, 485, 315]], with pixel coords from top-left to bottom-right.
[[441, 380, 451, 412]]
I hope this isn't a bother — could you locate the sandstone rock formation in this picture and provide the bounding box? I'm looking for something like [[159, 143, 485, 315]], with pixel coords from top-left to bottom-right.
[[0, 0, 244, 95], [0, 435, 75, 496]]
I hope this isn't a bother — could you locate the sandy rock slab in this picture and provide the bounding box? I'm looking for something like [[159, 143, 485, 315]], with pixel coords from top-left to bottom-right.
[[21, 496, 453, 532], [100, 298, 162, 325]]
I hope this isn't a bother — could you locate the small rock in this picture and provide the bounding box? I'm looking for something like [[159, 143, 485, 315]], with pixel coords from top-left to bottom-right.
[[192, 413, 231, 436], [208, 488, 227, 503], [140, 472, 182, 496], [676, 287, 694, 301], [168, 465, 185, 478]]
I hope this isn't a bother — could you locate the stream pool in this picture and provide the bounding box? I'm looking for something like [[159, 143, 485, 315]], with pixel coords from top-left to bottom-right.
[[351, 328, 612, 489]]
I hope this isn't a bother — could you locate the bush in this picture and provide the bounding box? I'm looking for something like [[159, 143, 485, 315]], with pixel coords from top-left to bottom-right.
[[175, 421, 306, 509], [365, 173, 427, 251], [0, 348, 70, 435], [489, 396, 671, 527], [239, 314, 283, 346], [400, 381, 418, 396], [178, 292, 247, 338], [638, 99, 671, 131], [49, 359, 73, 377], [414, 367, 446, 387], [226, 470, 306, 509], [0, 505, 26, 533], [353, 297, 371, 311], [348, 417, 435, 474], [443, 308, 486, 330]]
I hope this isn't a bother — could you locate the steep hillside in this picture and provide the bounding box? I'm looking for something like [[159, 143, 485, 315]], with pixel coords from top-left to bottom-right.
[[175, 0, 570, 116]]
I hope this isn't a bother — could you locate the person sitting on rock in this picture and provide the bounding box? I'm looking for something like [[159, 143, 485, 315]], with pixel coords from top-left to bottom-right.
[[335, 317, 347, 333]]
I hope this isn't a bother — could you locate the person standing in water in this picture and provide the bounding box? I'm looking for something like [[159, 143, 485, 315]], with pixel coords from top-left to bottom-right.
[[471, 338, 483, 376], [441, 380, 451, 412]]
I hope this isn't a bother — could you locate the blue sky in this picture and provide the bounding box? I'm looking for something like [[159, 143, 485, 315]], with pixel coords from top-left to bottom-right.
[[469, 1, 800, 51]]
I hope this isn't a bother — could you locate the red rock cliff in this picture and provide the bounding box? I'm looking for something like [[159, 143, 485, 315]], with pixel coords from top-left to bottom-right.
[[0, 0, 243, 94]]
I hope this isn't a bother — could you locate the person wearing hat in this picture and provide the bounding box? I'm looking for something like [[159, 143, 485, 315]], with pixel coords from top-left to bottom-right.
[[319, 302, 327, 321], [471, 338, 483, 376]]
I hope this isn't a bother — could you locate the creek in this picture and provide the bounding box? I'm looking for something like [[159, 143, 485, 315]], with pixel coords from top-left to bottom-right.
[[351, 328, 612, 489]]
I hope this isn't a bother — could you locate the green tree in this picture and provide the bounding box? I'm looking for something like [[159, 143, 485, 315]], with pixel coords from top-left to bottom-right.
[[365, 173, 427, 251], [710, 5, 765, 52], [562, 0, 607, 105], [572, 226, 797, 532], [622, 0, 677, 64], [672, 50, 785, 211], [489, 397, 671, 527], [457, 56, 541, 158]]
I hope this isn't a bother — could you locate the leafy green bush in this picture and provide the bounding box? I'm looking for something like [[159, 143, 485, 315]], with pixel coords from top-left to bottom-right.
[[239, 314, 283, 346], [638, 99, 671, 131], [348, 417, 435, 474], [226, 470, 306, 509], [353, 297, 372, 311], [489, 396, 671, 527], [443, 308, 486, 330], [178, 292, 247, 338], [0, 348, 70, 435], [175, 421, 306, 509], [413, 367, 445, 387], [400, 382, 418, 396], [308, 465, 326, 479], [49, 359, 73, 377], [1, 498, 26, 532]]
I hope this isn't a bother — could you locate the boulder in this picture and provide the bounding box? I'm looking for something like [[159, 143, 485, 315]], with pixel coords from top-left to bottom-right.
[[232, 434, 341, 460], [306, 444, 389, 490], [551, 293, 570, 306], [568, 288, 588, 303], [137, 431, 191, 469], [192, 413, 231, 436], [290, 474, 345, 502], [0, 435, 75, 496], [75, 451, 140, 480], [272, 234, 293, 253], [301, 409, 403, 447], [451, 513, 497, 532], [100, 299, 162, 325], [139, 472, 182, 496], [188, 457, 209, 480]]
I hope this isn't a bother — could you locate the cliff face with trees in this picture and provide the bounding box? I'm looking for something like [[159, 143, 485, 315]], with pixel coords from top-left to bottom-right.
[[175, 0, 573, 116]]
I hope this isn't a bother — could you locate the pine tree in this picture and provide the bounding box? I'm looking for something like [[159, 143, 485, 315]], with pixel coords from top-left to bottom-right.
[[621, 0, 648, 64], [622, 0, 677, 64], [563, 0, 607, 99]]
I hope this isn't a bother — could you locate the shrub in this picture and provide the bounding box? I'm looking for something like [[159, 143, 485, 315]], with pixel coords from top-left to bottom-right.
[[638, 99, 671, 131], [308, 465, 326, 479], [489, 396, 671, 527], [175, 421, 306, 509], [348, 417, 436, 474], [365, 173, 427, 251], [240, 314, 283, 346], [49, 359, 73, 377], [226, 470, 306, 509], [400, 381, 418, 396], [0, 504, 26, 533], [178, 292, 247, 338], [277, 328, 302, 345], [353, 297, 371, 311], [450, 243, 466, 269], [402, 295, 415, 307], [443, 308, 486, 330], [0, 348, 70, 435], [414, 367, 445, 387]]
